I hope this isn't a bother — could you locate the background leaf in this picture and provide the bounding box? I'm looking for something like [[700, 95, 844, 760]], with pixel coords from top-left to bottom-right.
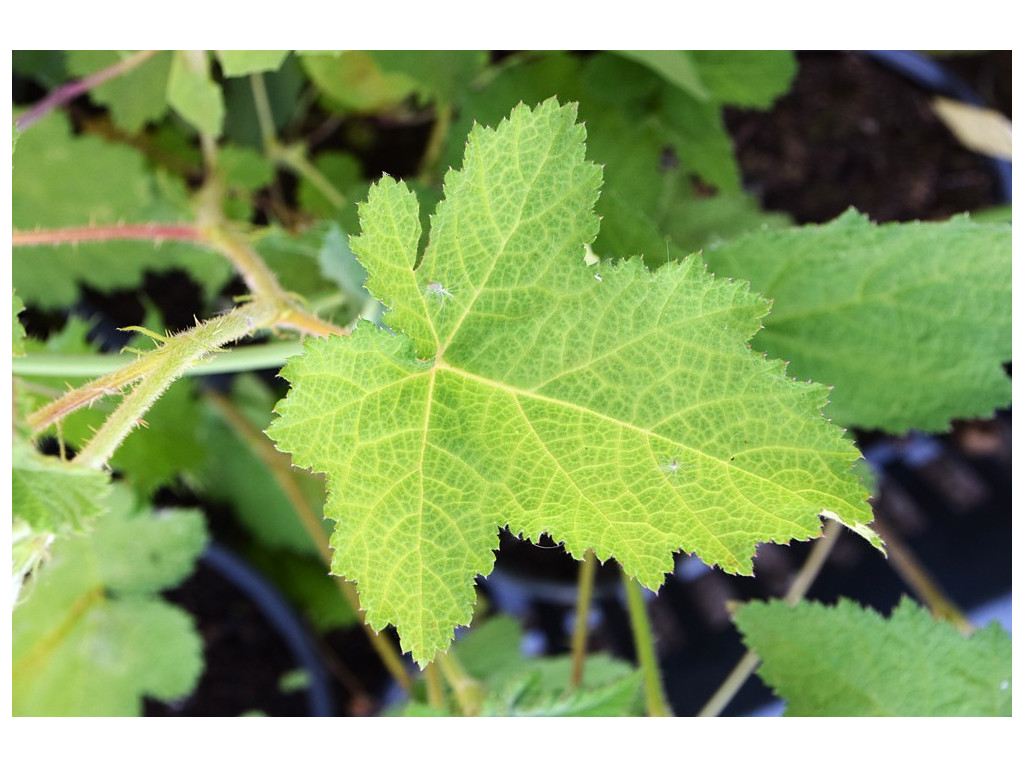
[[614, 50, 709, 100], [704, 210, 1012, 432], [12, 438, 111, 534], [65, 50, 173, 133], [734, 597, 1012, 716], [689, 50, 798, 108], [12, 110, 231, 308], [12, 486, 208, 715], [167, 50, 224, 137], [216, 50, 289, 78]]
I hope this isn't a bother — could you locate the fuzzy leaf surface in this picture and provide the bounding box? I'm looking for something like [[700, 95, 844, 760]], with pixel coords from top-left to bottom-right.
[[704, 211, 1012, 432], [735, 597, 1012, 716], [269, 99, 874, 663], [12, 487, 207, 715], [12, 439, 111, 534]]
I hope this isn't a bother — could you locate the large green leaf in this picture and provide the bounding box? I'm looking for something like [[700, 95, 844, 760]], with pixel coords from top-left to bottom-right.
[[734, 597, 1011, 716], [268, 99, 876, 664], [704, 210, 1012, 432], [13, 486, 207, 715]]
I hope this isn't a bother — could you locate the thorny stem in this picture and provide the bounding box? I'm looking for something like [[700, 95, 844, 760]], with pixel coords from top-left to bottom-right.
[[205, 391, 413, 692], [15, 50, 160, 131], [696, 518, 844, 717], [871, 515, 974, 634], [622, 571, 673, 716], [569, 549, 598, 688], [67, 300, 281, 470]]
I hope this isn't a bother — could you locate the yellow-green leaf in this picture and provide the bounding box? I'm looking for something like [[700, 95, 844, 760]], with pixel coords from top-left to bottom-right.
[[268, 99, 876, 664]]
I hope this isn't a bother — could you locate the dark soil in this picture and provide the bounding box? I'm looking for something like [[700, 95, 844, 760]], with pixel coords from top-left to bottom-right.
[[725, 51, 1009, 224]]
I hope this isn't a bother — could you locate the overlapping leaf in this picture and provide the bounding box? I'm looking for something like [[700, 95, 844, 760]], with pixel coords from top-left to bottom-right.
[[704, 210, 1012, 432], [269, 99, 876, 663], [734, 597, 1011, 716]]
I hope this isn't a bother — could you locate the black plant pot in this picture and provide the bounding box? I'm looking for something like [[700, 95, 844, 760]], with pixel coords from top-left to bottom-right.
[[146, 543, 335, 717]]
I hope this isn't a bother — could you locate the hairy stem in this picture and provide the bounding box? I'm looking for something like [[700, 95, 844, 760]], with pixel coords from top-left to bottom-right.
[[13, 224, 206, 247], [68, 300, 281, 470], [28, 351, 166, 432], [16, 50, 160, 131], [697, 518, 844, 717], [621, 571, 673, 716], [21, 209, 343, 443], [569, 549, 598, 688], [205, 390, 413, 691]]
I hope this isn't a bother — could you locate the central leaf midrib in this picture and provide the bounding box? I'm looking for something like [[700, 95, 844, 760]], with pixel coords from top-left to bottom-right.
[[432, 112, 561, 358], [430, 359, 853, 516]]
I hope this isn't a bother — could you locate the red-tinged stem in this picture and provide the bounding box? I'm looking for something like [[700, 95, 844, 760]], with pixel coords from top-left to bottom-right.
[[16, 50, 160, 131], [13, 224, 206, 248]]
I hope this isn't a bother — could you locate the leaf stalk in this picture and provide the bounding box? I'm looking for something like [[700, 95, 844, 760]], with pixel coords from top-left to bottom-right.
[[621, 571, 673, 716], [569, 549, 598, 688]]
